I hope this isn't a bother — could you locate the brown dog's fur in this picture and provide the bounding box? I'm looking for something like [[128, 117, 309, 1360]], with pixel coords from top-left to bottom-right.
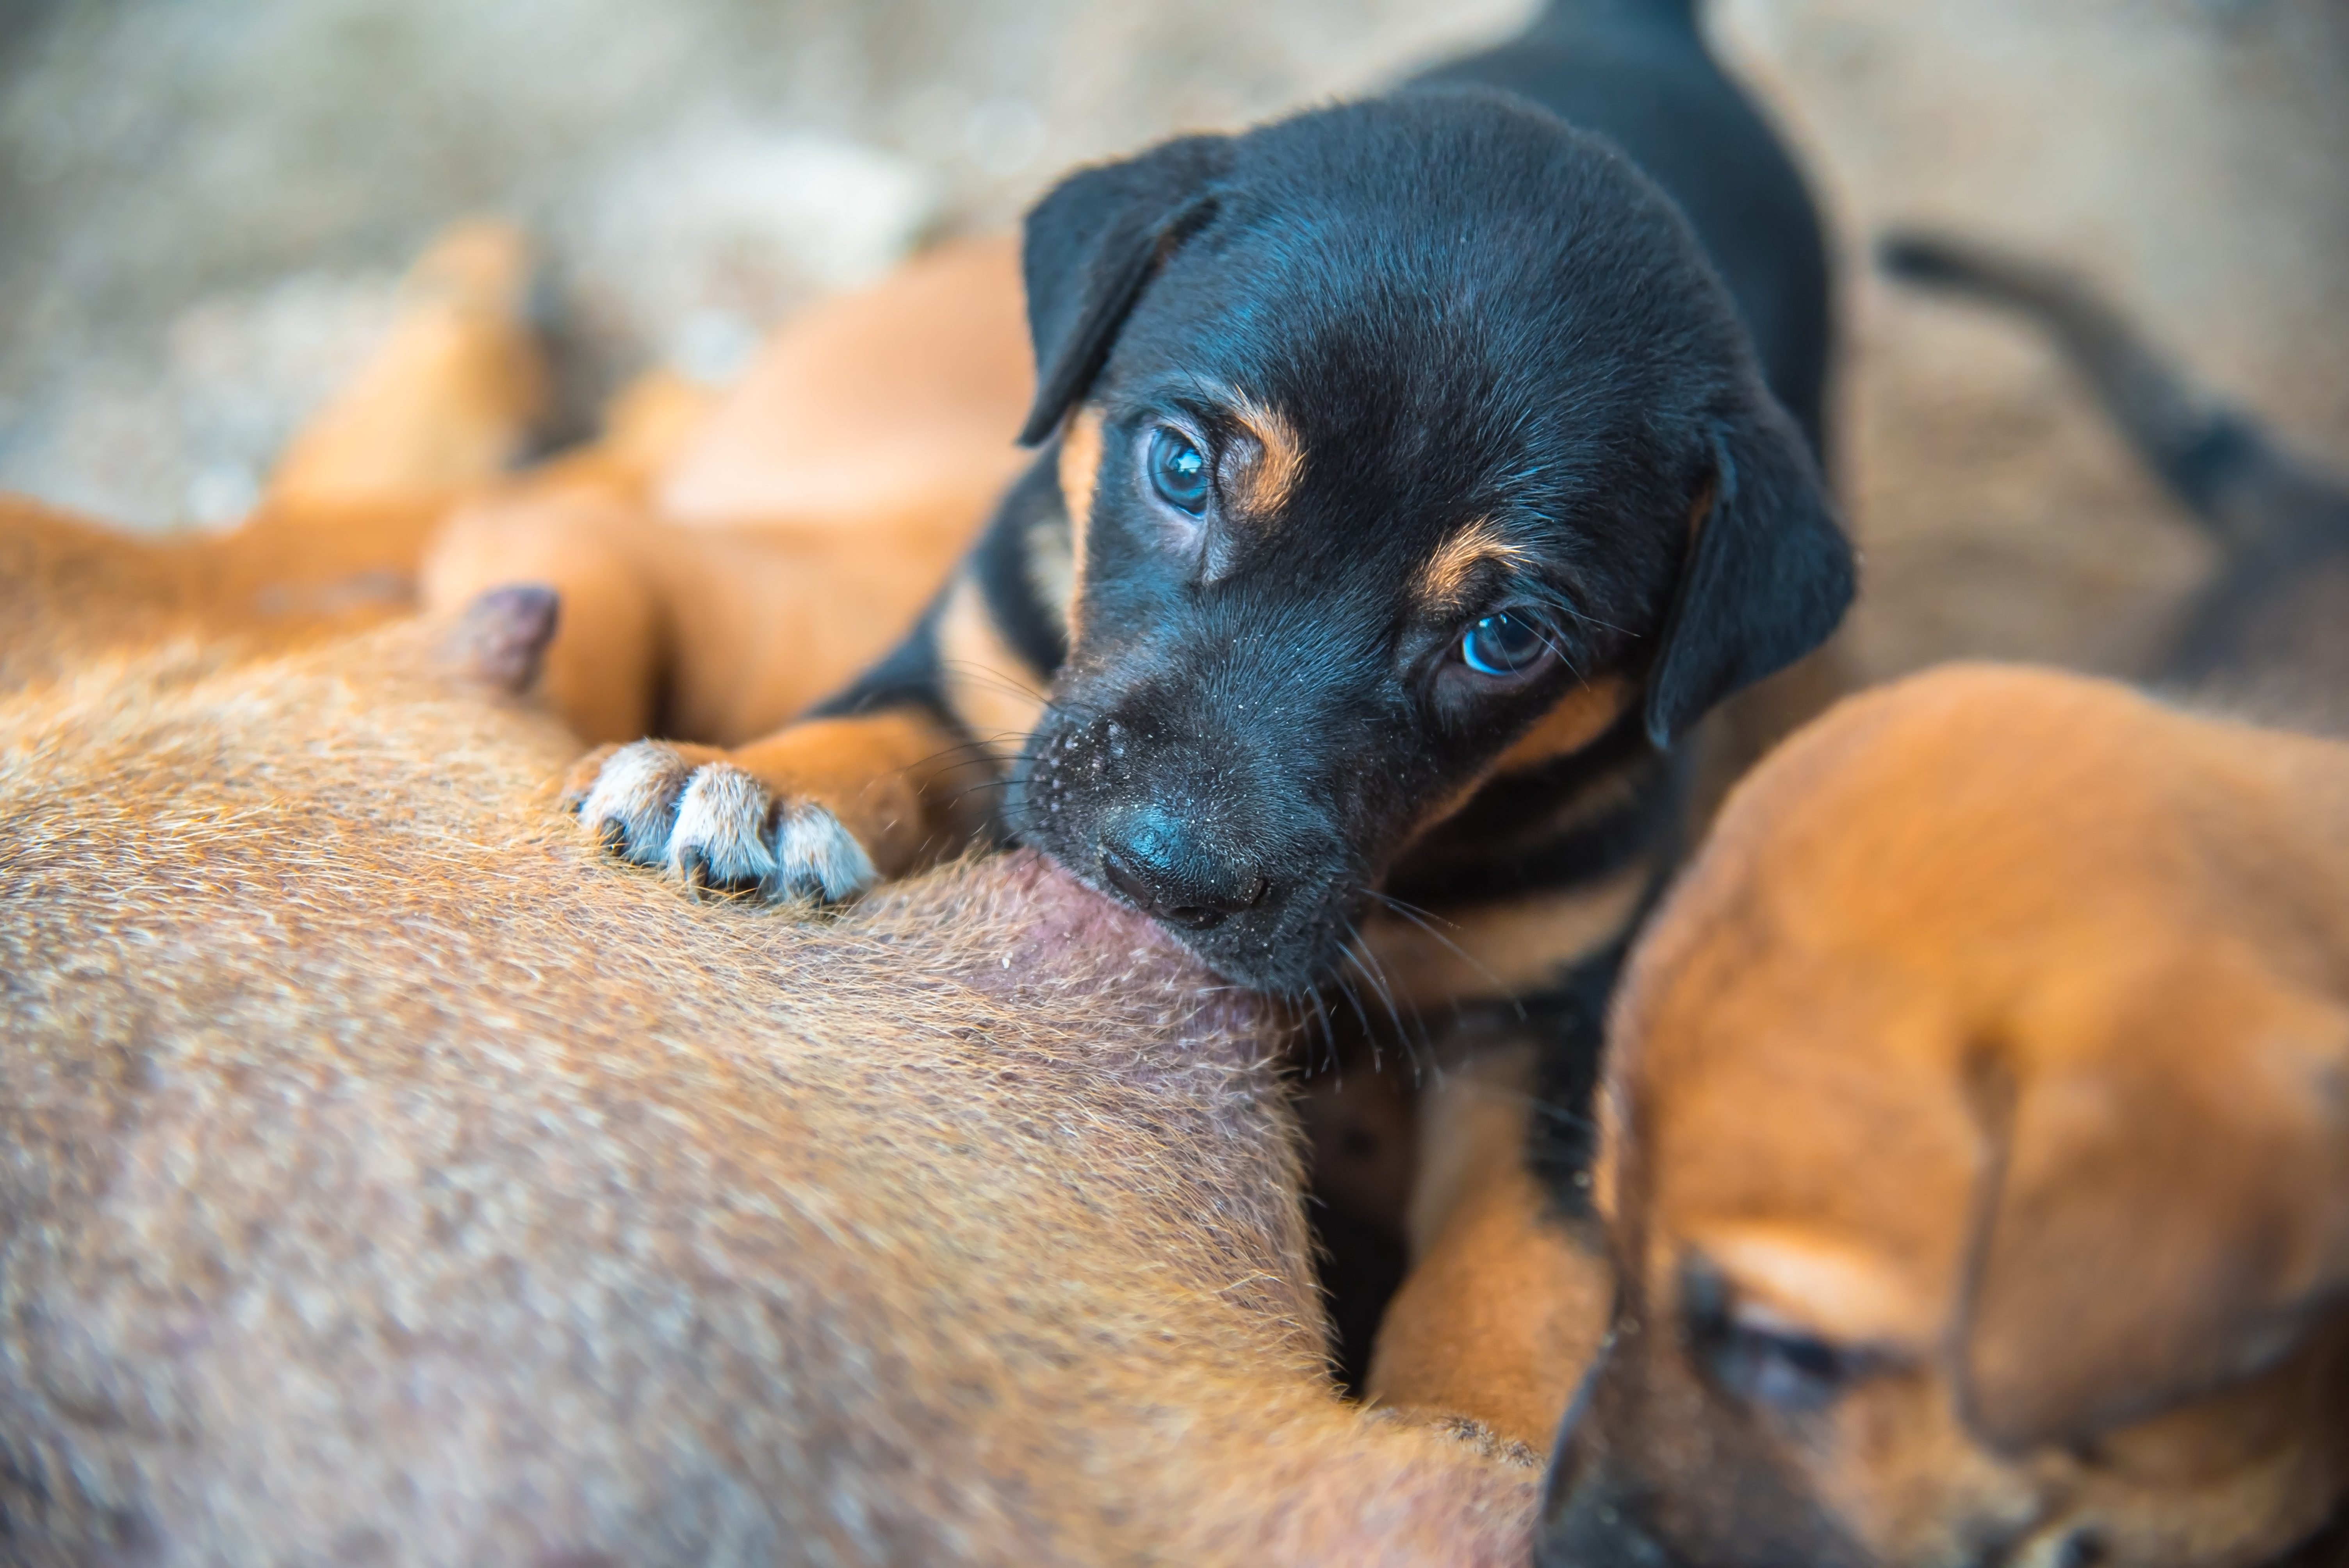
[[1362, 1044, 1614, 1449], [1546, 664, 2349, 1568]]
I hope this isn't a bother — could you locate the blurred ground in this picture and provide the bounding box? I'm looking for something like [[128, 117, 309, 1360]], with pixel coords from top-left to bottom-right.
[[1, 0, 2345, 684]]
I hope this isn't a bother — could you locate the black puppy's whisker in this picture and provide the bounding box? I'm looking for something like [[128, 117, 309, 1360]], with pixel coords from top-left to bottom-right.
[[1522, 581, 1631, 640], [934, 659, 1054, 706], [1356, 887, 1453, 926], [909, 735, 1042, 773], [937, 776, 1019, 811], [1357, 887, 1502, 1022], [902, 736, 1030, 778], [1326, 967, 1379, 1054], [1516, 1093, 1600, 1134], [1340, 922, 1426, 1080], [1286, 985, 1327, 1074]]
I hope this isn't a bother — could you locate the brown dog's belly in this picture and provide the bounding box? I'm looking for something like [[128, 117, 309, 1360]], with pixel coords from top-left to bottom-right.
[[0, 609, 1544, 1566]]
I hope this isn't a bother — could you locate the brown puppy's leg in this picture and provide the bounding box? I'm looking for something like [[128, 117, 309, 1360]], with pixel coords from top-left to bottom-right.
[[565, 710, 973, 903], [1365, 1044, 1614, 1454], [267, 220, 547, 512], [519, 369, 721, 504]]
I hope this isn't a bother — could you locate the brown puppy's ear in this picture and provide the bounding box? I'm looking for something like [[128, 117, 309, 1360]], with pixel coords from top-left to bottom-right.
[[1016, 135, 1233, 446], [1641, 387, 1854, 748], [1960, 986, 2349, 1451]]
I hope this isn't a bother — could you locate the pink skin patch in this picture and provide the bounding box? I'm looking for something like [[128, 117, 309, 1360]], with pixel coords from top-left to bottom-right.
[[894, 848, 1275, 1072]]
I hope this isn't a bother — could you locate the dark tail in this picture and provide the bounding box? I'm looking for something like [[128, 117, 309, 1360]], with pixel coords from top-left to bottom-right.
[[1877, 230, 2269, 529]]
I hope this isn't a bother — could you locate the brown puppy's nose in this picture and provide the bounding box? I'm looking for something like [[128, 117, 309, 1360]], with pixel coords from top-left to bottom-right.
[[1096, 806, 1268, 930]]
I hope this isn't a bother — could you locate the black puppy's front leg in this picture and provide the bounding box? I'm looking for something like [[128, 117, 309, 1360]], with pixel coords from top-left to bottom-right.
[[567, 459, 1073, 903]]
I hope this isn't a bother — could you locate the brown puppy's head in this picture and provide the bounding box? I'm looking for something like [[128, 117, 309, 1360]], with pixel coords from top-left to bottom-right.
[[1540, 665, 2349, 1568], [1004, 91, 1852, 992]]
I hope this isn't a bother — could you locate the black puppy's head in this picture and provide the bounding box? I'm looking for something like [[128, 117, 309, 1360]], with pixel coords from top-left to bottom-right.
[[1011, 92, 1850, 992]]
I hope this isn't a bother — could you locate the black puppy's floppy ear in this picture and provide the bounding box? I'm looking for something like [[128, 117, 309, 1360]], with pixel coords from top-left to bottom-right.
[[1642, 388, 1854, 748], [1959, 977, 2349, 1450], [1017, 134, 1233, 446]]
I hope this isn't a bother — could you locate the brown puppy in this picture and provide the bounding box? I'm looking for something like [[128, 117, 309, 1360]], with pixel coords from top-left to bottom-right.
[[1541, 664, 2349, 1568]]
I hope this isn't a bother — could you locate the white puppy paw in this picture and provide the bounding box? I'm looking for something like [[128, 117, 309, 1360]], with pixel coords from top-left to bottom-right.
[[572, 740, 877, 905], [576, 741, 697, 868], [666, 762, 780, 892], [773, 802, 878, 903]]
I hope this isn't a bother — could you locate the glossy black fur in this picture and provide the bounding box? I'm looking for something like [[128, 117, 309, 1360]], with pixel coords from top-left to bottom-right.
[[1419, 0, 1833, 464], [1012, 113, 1844, 989], [820, 0, 1850, 995]]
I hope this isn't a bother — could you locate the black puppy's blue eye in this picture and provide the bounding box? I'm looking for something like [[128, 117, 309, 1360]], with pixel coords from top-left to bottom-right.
[[1148, 426, 1211, 514], [1460, 611, 1550, 677]]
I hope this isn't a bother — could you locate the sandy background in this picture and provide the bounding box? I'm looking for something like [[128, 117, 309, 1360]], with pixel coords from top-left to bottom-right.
[[2, 0, 2345, 686]]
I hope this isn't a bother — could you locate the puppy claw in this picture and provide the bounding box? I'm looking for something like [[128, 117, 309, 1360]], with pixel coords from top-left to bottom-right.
[[773, 804, 877, 904], [665, 764, 779, 894], [576, 741, 694, 867]]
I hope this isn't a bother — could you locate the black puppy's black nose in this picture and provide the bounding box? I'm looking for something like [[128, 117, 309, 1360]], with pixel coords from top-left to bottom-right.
[[1096, 806, 1268, 930]]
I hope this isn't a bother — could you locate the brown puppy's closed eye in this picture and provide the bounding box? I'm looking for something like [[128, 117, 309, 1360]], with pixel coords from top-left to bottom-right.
[[1542, 665, 2349, 1568]]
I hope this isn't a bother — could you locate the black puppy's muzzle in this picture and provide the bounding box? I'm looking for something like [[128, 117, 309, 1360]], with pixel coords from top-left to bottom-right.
[[1095, 803, 1270, 930], [1017, 704, 1352, 988]]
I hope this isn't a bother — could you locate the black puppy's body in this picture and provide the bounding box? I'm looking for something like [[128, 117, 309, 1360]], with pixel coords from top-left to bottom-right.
[[569, 0, 1848, 1392], [1420, 0, 1832, 462], [813, 0, 1845, 1012]]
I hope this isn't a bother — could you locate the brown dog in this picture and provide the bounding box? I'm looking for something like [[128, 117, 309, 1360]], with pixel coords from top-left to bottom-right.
[[1540, 663, 2349, 1568]]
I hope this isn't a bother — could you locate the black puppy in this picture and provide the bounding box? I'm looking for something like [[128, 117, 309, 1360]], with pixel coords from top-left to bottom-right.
[[574, 0, 1848, 1019]]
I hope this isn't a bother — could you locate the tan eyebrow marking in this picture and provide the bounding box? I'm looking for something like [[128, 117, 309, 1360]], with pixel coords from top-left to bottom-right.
[[1224, 397, 1305, 520], [1415, 517, 1531, 612]]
